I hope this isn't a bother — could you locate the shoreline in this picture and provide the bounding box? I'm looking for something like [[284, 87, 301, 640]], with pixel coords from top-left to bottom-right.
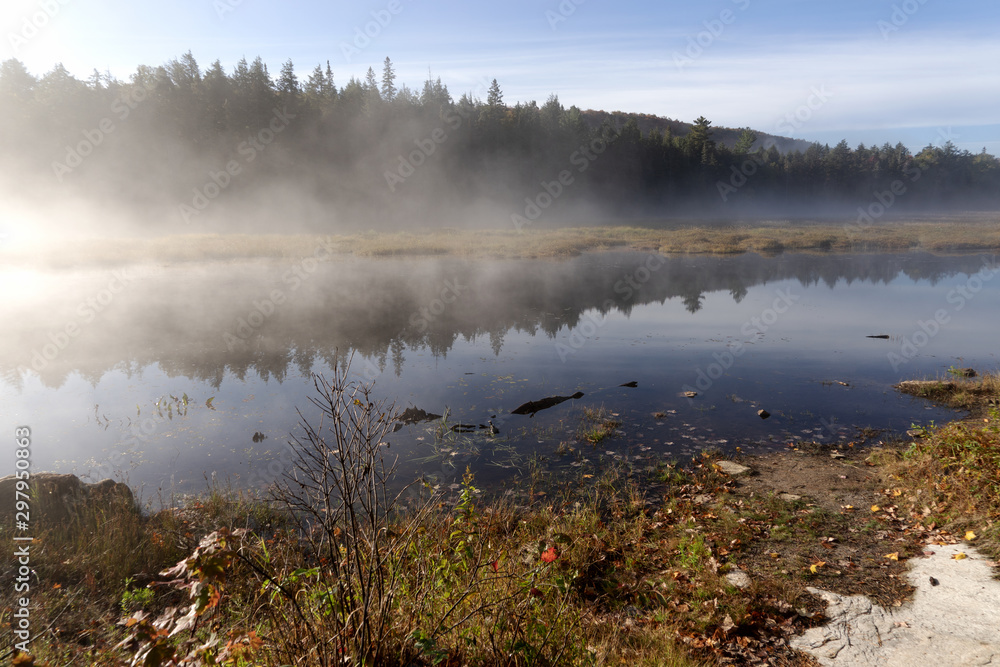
[[5, 373, 997, 665]]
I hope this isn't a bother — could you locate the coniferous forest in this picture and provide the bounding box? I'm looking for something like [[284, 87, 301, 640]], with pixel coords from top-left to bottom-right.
[[2, 52, 998, 233]]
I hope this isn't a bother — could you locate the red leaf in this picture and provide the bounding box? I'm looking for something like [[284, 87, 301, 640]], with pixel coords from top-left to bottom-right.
[[541, 547, 558, 563], [491, 560, 499, 572]]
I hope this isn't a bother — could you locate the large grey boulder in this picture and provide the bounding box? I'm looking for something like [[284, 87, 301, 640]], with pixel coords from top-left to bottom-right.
[[0, 473, 135, 528]]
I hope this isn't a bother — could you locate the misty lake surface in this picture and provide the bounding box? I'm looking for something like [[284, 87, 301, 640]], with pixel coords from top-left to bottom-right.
[[3, 250, 998, 497]]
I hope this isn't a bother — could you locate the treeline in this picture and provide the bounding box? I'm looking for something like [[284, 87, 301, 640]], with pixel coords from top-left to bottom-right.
[[1, 53, 997, 230]]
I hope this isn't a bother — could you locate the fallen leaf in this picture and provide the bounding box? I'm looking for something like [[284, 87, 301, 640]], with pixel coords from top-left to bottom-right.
[[541, 547, 558, 564], [490, 560, 499, 572], [809, 561, 826, 574], [884, 552, 899, 561], [953, 552, 968, 560], [871, 505, 881, 512], [965, 530, 977, 541]]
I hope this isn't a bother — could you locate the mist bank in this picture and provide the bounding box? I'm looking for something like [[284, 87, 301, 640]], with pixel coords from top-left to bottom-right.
[[3, 251, 995, 390], [3, 219, 1000, 268], [2, 54, 999, 239]]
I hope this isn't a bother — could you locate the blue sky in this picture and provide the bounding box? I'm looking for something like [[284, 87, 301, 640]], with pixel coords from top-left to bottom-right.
[[3, 0, 998, 153]]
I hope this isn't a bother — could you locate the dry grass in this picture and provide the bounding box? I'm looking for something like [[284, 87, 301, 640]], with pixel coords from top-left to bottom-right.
[[4, 217, 1000, 267], [879, 372, 1000, 559]]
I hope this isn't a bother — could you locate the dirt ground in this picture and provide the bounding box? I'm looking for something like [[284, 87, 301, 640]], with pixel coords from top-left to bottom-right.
[[731, 446, 927, 610]]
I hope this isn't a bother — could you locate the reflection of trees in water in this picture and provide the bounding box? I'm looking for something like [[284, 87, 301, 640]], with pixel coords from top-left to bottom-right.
[[3, 252, 994, 388]]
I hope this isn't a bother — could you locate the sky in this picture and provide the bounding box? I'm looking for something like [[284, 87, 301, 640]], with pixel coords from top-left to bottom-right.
[[3, 0, 999, 154]]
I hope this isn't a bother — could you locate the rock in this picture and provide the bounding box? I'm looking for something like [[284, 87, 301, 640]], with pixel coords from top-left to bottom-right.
[[397, 406, 443, 424], [791, 544, 1000, 666], [716, 460, 751, 476], [779, 493, 803, 502], [619, 381, 638, 388], [0, 473, 135, 529], [955, 367, 977, 378], [907, 428, 926, 438], [757, 409, 770, 419], [682, 391, 697, 398], [693, 494, 713, 504], [724, 569, 752, 589], [830, 452, 846, 459]]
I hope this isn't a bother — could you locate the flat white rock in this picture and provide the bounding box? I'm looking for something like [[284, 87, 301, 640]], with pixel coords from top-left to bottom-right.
[[791, 543, 1000, 666]]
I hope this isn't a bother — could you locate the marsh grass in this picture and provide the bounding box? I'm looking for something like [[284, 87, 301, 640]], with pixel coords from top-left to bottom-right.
[[6, 217, 1000, 267], [897, 371, 1000, 413], [879, 371, 1000, 559], [578, 405, 623, 445]]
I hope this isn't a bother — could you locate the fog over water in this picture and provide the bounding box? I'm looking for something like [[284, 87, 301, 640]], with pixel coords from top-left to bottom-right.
[[2, 251, 997, 493]]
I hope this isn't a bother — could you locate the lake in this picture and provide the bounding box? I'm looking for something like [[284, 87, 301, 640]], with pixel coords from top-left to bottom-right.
[[2, 250, 998, 498]]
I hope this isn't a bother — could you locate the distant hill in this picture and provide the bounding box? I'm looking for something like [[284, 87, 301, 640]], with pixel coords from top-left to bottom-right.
[[580, 109, 815, 154]]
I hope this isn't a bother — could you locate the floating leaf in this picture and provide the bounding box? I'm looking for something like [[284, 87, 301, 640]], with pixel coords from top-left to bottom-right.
[[965, 530, 977, 541], [206, 397, 215, 410]]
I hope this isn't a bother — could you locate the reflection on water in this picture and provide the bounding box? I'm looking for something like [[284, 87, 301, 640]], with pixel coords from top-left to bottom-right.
[[1, 251, 997, 493]]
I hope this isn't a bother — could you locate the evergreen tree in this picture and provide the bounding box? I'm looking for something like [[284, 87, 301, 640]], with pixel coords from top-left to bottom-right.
[[487, 78, 503, 108], [278, 59, 299, 95], [380, 57, 396, 101]]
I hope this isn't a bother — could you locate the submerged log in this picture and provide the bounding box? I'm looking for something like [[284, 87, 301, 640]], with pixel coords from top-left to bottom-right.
[[511, 392, 585, 416]]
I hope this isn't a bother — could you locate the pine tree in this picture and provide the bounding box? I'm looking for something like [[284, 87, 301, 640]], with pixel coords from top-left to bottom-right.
[[487, 78, 503, 108], [325, 61, 336, 97], [278, 59, 299, 95], [380, 57, 396, 101]]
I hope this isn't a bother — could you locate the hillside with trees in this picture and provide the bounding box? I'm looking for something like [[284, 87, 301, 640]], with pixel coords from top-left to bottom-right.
[[1, 53, 998, 233]]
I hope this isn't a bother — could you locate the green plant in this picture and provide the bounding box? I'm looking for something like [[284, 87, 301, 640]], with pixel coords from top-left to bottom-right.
[[119, 577, 154, 615]]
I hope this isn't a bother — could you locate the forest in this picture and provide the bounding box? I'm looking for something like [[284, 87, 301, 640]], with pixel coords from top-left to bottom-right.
[[1, 52, 998, 233]]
